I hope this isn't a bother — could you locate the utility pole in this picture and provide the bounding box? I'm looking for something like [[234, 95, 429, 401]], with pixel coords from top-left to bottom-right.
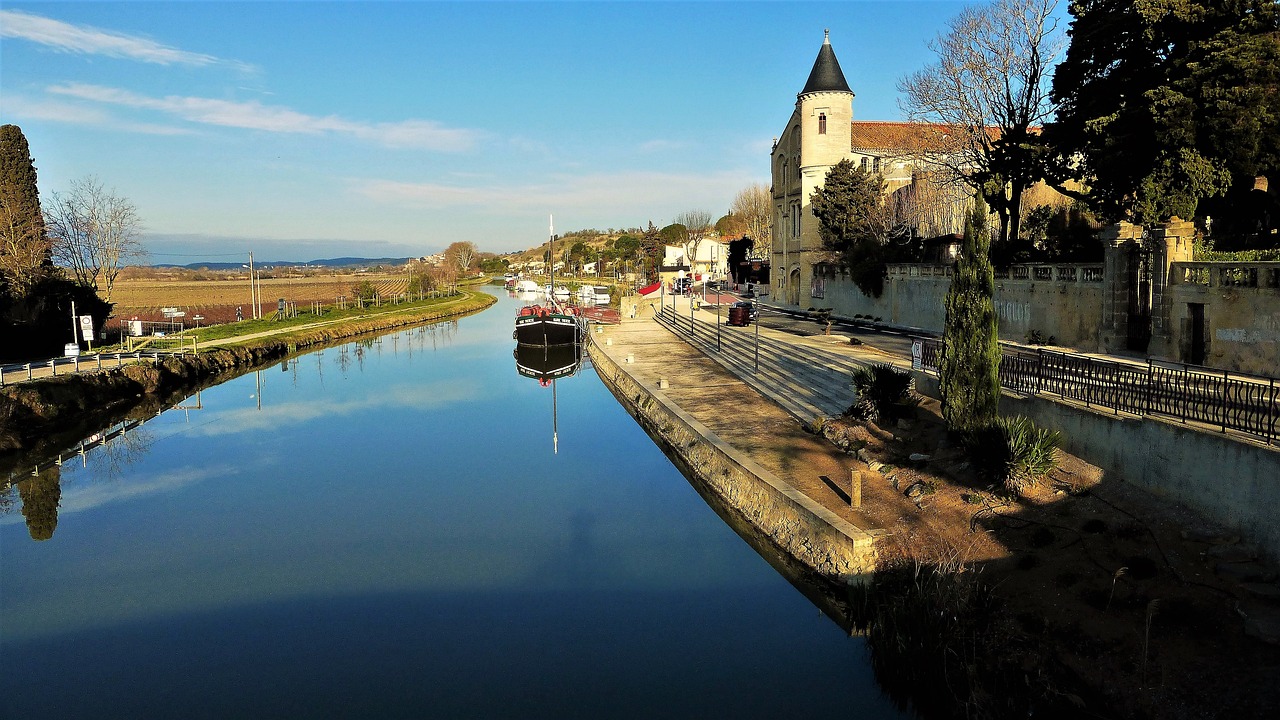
[[249, 252, 258, 319]]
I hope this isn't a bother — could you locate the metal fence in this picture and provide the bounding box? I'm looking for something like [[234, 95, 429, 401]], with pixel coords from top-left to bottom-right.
[[917, 338, 1279, 445]]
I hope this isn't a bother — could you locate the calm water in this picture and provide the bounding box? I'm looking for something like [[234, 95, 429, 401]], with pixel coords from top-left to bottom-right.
[[1, 289, 910, 719]]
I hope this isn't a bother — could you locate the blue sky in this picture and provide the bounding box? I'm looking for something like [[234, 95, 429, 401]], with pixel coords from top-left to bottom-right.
[[1, 1, 1032, 262]]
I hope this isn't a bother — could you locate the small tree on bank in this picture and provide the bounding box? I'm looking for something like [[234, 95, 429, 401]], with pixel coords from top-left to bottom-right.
[[939, 195, 1001, 433]]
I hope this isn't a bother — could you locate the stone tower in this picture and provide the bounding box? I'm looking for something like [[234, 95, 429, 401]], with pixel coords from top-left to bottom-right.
[[772, 31, 855, 307]]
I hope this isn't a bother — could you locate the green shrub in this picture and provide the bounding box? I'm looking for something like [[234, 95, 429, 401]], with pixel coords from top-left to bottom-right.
[[964, 416, 1061, 494], [846, 363, 920, 422]]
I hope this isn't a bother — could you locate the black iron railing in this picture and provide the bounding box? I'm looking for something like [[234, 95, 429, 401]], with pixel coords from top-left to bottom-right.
[[917, 338, 1279, 445]]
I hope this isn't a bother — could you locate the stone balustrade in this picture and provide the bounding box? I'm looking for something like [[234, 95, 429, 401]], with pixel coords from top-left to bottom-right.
[[1172, 261, 1280, 290], [885, 262, 1104, 283]]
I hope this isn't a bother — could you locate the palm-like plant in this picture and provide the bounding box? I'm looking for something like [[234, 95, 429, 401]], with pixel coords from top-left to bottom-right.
[[965, 416, 1061, 493], [846, 363, 920, 422]]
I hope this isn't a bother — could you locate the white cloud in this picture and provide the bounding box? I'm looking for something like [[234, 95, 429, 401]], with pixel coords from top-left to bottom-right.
[[0, 9, 252, 70], [0, 92, 194, 135], [186, 381, 483, 437], [352, 170, 748, 215], [47, 83, 480, 150]]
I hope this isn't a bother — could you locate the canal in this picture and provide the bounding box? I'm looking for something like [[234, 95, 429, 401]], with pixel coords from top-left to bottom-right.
[[1, 289, 910, 719]]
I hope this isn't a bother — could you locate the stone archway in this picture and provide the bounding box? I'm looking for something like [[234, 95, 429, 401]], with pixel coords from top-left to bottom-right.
[[789, 266, 802, 306]]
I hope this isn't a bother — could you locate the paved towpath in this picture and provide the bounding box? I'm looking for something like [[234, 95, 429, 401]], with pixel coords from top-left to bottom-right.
[[588, 297, 948, 543]]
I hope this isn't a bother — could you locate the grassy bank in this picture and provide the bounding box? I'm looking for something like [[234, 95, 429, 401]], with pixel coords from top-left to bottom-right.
[[0, 289, 495, 461]]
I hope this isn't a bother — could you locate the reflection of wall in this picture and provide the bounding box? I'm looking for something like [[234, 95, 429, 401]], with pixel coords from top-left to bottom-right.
[[18, 465, 62, 541], [588, 339, 876, 584]]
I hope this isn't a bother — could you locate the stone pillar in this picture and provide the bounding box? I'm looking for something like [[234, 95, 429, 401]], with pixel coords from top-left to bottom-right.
[[1099, 222, 1143, 353], [1147, 217, 1196, 360]]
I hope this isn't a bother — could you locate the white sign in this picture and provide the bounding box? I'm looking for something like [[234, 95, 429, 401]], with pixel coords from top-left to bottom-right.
[[911, 340, 923, 371], [79, 315, 94, 338]]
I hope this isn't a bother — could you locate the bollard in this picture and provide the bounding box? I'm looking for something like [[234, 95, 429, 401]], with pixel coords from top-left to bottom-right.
[[659, 377, 669, 389], [605, 337, 612, 346], [626, 353, 634, 363], [850, 470, 862, 508]]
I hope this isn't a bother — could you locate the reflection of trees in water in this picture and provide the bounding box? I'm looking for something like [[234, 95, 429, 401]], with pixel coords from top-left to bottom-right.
[[335, 346, 353, 376], [0, 483, 16, 515], [326, 320, 462, 377], [18, 464, 61, 541], [87, 424, 153, 481]]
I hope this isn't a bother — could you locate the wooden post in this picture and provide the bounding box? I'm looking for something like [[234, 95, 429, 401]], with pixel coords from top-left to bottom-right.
[[850, 469, 862, 508]]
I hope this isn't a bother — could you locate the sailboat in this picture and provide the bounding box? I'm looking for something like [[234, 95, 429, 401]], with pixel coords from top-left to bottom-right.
[[514, 215, 586, 346]]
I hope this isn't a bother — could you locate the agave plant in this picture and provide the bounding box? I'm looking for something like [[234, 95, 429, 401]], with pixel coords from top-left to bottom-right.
[[964, 416, 1061, 494], [846, 363, 920, 422]]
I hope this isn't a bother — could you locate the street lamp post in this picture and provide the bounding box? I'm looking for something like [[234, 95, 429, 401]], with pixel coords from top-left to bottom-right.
[[754, 304, 760, 372]]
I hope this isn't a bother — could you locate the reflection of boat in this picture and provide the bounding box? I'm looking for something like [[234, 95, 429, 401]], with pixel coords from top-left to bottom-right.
[[514, 342, 583, 384], [514, 341, 584, 455]]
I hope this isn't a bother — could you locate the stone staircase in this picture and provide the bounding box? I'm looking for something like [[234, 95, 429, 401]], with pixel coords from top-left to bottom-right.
[[654, 304, 877, 424]]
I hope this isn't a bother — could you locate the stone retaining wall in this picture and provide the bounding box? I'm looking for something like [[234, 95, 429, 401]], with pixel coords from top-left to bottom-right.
[[587, 336, 876, 584]]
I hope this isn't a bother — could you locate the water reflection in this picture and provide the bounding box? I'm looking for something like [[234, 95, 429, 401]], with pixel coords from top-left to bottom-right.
[[0, 294, 909, 719], [514, 341, 585, 455]]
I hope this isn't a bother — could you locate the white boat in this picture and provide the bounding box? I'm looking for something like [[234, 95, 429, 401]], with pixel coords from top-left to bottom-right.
[[514, 279, 541, 293], [579, 285, 610, 304]]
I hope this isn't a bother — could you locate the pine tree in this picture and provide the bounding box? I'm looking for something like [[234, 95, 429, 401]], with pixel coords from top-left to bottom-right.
[[810, 158, 902, 297], [1048, 0, 1280, 225], [939, 195, 1001, 433], [0, 124, 50, 297]]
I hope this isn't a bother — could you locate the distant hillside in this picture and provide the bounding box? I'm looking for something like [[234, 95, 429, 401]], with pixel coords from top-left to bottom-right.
[[154, 257, 414, 270]]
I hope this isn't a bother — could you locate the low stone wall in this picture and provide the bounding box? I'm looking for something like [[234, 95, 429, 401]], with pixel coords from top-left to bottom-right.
[[812, 263, 1105, 348], [587, 337, 876, 584], [914, 372, 1280, 562]]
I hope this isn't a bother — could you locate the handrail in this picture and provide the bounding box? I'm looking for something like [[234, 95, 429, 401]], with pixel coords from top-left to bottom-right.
[[916, 338, 1279, 445]]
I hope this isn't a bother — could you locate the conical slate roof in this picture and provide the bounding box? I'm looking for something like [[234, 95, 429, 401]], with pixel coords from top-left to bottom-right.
[[800, 31, 852, 95]]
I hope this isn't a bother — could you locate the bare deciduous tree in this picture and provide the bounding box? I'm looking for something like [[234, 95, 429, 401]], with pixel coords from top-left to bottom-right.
[[898, 0, 1064, 246], [730, 184, 772, 248], [443, 241, 478, 277], [45, 176, 145, 301], [674, 210, 712, 267]]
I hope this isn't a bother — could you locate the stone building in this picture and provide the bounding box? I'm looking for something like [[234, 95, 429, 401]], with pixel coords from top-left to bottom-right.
[[770, 32, 1020, 308]]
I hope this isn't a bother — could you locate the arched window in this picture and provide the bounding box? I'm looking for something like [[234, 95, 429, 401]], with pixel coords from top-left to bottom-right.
[[818, 113, 827, 135]]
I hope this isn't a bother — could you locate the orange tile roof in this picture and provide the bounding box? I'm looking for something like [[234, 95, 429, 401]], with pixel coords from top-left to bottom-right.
[[850, 121, 1002, 153]]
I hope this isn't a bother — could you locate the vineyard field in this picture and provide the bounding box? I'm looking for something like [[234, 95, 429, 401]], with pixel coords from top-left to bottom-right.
[[109, 274, 412, 325]]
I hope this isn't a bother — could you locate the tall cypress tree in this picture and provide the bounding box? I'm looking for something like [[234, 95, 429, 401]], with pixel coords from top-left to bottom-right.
[[939, 195, 1001, 433], [0, 124, 49, 296]]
